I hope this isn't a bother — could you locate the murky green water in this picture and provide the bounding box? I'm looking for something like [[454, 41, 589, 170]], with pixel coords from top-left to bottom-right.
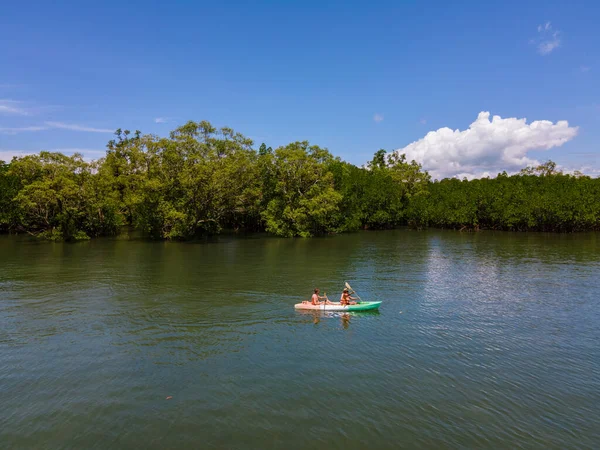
[[1, 230, 599, 449]]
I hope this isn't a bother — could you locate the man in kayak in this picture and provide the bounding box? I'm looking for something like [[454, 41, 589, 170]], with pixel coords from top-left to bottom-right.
[[311, 288, 331, 305], [340, 288, 357, 306]]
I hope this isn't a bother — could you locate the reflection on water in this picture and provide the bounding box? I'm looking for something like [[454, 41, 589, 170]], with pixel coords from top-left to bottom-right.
[[341, 313, 350, 329], [295, 310, 378, 329], [1, 230, 599, 449]]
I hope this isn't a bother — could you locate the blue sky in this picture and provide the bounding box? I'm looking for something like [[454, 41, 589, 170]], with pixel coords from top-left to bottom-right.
[[1, 0, 599, 177]]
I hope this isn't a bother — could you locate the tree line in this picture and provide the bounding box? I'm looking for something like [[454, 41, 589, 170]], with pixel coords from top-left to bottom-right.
[[1, 121, 598, 240]]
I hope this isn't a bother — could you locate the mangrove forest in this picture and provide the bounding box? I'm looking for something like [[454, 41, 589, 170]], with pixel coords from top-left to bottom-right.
[[1, 121, 599, 241]]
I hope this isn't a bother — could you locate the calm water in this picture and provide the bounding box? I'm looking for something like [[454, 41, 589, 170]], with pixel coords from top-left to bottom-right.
[[1, 230, 599, 449]]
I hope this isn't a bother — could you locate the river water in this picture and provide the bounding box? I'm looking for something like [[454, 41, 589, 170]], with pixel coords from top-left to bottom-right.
[[1, 230, 599, 449]]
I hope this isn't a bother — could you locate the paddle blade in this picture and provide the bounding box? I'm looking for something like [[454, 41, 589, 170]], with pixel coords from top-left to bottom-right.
[[345, 282, 357, 293], [345, 281, 360, 298]]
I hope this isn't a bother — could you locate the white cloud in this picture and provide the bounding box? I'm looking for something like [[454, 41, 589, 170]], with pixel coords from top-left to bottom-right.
[[575, 166, 600, 177], [373, 113, 384, 123], [154, 117, 168, 123], [0, 125, 49, 134], [534, 22, 561, 55], [0, 99, 61, 116], [0, 99, 29, 116], [0, 121, 115, 134], [0, 150, 32, 162], [0, 148, 106, 163], [539, 36, 560, 55], [419, 118, 427, 125], [45, 121, 114, 133], [393, 111, 579, 179]]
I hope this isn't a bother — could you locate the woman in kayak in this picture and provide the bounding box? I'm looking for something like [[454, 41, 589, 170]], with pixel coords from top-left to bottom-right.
[[340, 288, 357, 306], [311, 288, 332, 305]]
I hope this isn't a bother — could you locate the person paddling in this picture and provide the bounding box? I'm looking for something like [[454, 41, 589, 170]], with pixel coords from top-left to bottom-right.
[[311, 288, 331, 305], [340, 288, 357, 306]]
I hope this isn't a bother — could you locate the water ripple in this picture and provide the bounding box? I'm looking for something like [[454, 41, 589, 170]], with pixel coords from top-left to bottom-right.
[[1, 231, 599, 449]]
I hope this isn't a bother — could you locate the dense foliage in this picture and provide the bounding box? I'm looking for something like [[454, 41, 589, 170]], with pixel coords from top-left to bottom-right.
[[1, 122, 599, 240], [408, 164, 600, 232]]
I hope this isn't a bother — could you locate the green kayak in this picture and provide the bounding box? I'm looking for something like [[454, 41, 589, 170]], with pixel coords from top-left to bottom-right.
[[295, 301, 382, 311]]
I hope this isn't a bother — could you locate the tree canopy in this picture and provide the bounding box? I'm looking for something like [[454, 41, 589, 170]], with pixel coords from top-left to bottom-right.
[[1, 121, 598, 240]]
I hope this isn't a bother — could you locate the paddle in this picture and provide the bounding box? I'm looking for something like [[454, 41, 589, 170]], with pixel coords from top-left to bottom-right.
[[345, 282, 362, 303]]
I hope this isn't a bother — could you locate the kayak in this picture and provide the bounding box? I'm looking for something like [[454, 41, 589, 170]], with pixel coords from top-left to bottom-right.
[[294, 301, 382, 312]]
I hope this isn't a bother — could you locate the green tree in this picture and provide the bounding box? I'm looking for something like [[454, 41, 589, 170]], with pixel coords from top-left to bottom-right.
[[9, 152, 121, 240], [0, 160, 21, 232], [3, 125, 599, 240], [123, 121, 261, 239], [262, 142, 342, 237]]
